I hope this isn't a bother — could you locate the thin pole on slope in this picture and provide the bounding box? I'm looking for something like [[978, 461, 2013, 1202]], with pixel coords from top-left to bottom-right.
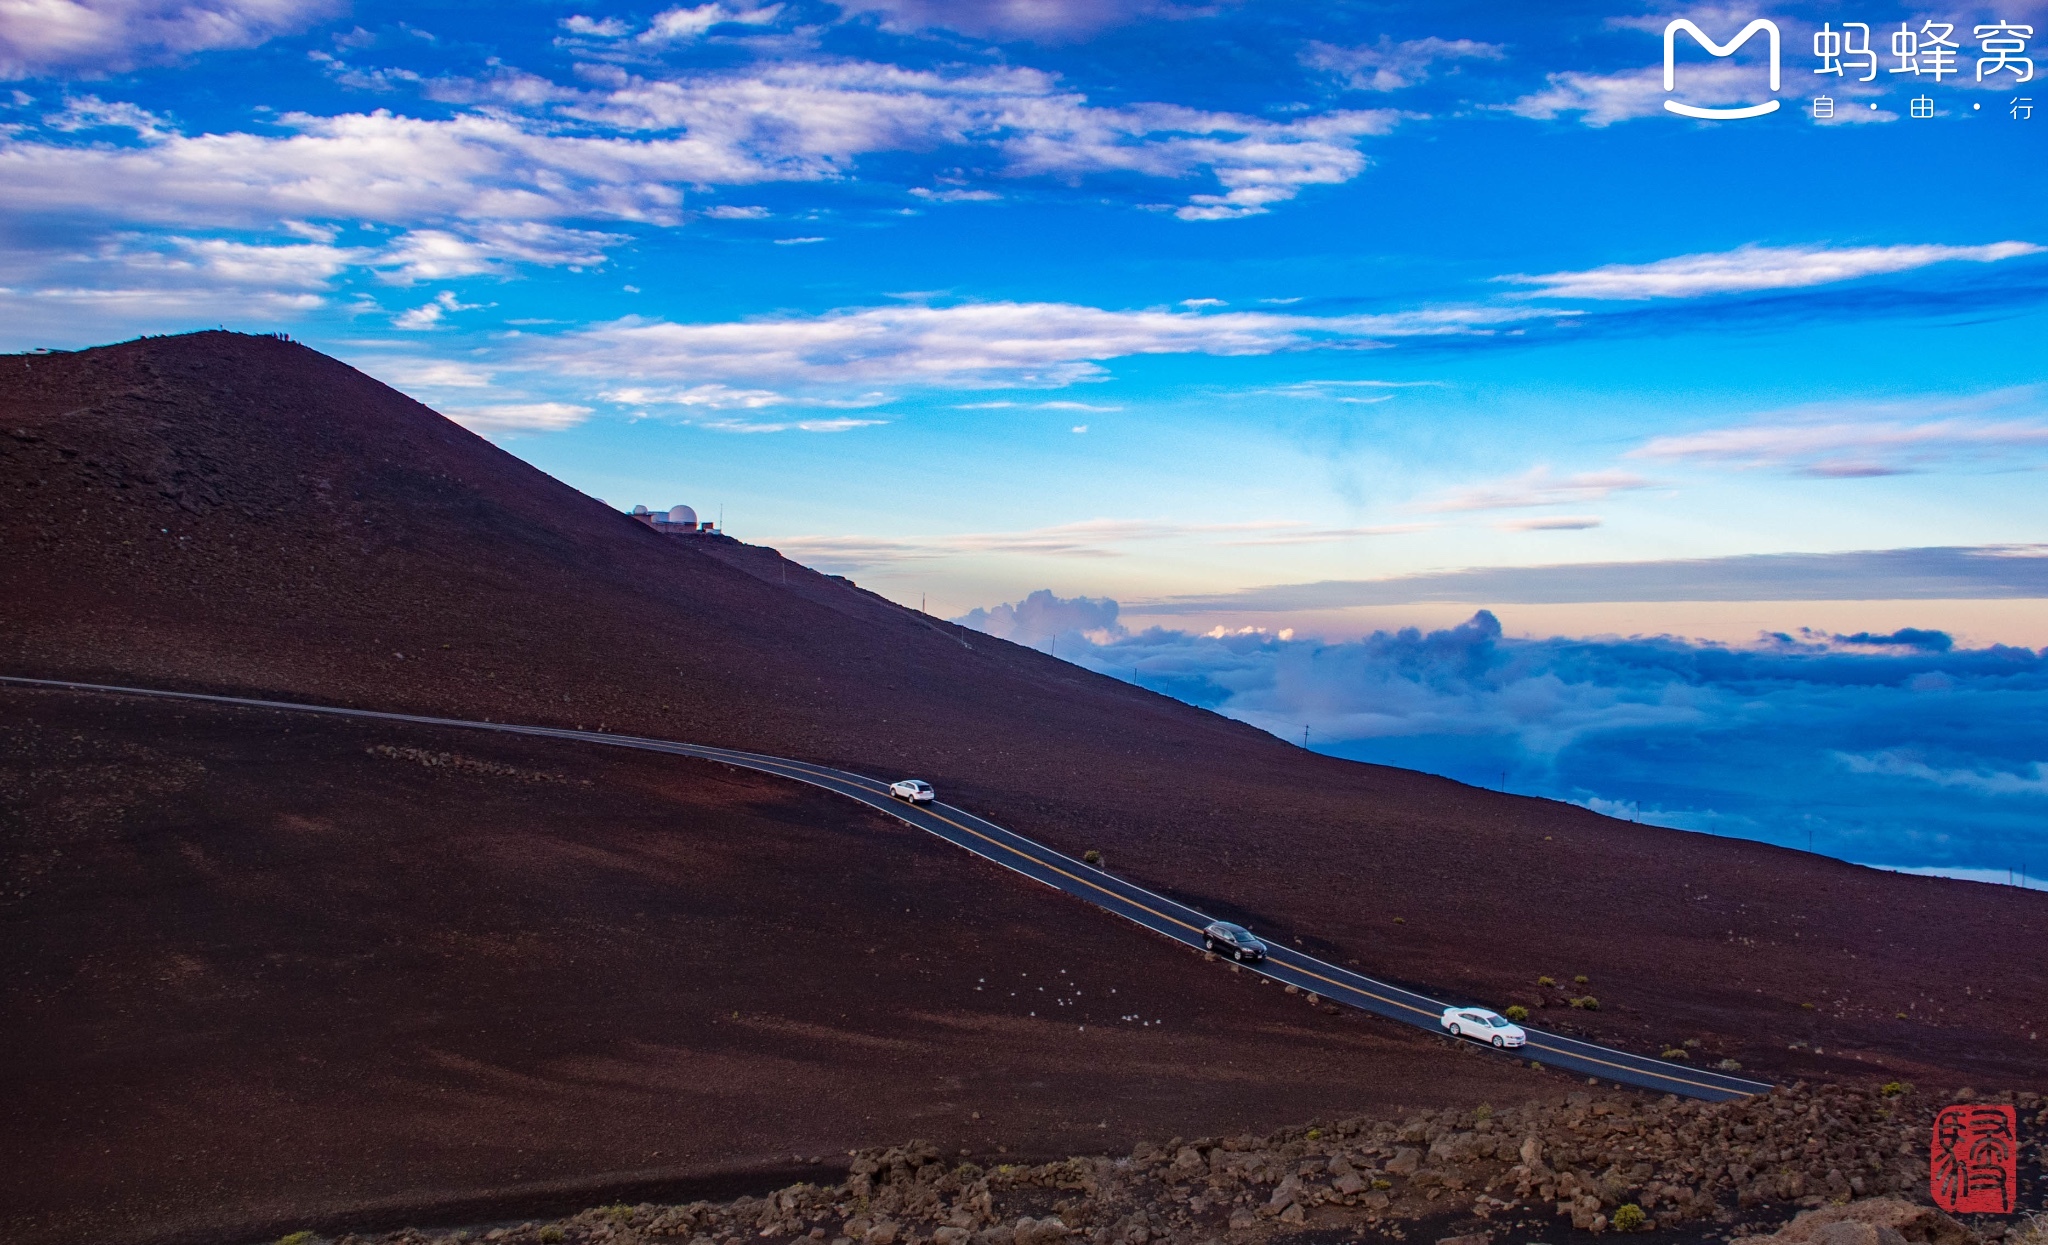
[[1301, 725, 1310, 750]]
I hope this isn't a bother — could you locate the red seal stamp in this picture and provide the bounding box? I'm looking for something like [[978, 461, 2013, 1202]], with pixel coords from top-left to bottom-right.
[[1930, 1104, 2017, 1214]]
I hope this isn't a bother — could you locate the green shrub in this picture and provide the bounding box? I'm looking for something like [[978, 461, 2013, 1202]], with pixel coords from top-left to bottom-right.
[[1504, 1005, 1529, 1022], [1474, 1103, 1493, 1120], [1306, 1127, 1322, 1140], [1372, 1179, 1393, 1190], [539, 1227, 565, 1244], [1660, 1048, 1690, 1061], [1716, 1059, 1743, 1072], [1682, 1038, 1701, 1048], [1573, 974, 1589, 985], [1083, 850, 1101, 865], [1802, 1002, 1816, 1010], [278, 1233, 315, 1245], [1612, 1203, 1648, 1232], [1881, 1081, 1912, 1097], [1392, 916, 1405, 924], [1537, 975, 1556, 987], [1568, 996, 1600, 1011]]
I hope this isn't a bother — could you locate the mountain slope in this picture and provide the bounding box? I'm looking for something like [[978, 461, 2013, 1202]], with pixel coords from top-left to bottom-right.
[[3, 333, 2044, 1241]]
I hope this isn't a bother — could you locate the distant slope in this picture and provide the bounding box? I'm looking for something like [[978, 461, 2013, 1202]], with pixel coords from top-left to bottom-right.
[[4, 333, 2042, 1107]]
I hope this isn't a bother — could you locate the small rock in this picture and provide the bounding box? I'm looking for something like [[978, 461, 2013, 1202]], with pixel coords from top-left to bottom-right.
[[1387, 1147, 1423, 1176]]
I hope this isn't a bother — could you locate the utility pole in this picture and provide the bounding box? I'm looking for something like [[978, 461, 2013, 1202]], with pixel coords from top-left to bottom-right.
[[1301, 725, 1310, 750], [921, 592, 926, 614]]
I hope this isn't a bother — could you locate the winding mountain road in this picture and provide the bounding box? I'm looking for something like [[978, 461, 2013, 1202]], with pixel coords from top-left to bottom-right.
[[2, 674, 1773, 1103]]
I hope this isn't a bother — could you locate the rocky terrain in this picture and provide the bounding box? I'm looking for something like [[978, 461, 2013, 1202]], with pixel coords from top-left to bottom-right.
[[303, 1085, 2043, 1245]]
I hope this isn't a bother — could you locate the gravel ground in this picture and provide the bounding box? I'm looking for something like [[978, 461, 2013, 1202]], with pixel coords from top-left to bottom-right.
[[306, 1085, 2044, 1245]]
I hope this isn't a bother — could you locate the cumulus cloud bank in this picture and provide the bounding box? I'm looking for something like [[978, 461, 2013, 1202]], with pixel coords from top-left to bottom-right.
[[956, 591, 2048, 875]]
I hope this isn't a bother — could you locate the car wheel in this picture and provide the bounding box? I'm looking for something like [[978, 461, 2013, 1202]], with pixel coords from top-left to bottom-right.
[[1492, 1035, 1506, 1048], [1235, 950, 1246, 962], [1448, 1024, 1461, 1038]]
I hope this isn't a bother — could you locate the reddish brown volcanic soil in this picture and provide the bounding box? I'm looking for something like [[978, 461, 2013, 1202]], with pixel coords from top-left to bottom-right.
[[2, 333, 2044, 1242]]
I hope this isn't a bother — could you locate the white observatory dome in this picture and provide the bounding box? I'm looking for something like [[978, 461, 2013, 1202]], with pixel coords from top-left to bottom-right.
[[668, 504, 698, 526]]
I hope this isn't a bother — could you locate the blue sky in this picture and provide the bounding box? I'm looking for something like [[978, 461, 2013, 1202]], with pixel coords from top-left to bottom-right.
[[3, 0, 2044, 876]]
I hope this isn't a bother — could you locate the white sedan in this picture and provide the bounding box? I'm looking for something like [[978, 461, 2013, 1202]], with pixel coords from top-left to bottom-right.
[[1440, 1006, 1527, 1048], [888, 779, 936, 804]]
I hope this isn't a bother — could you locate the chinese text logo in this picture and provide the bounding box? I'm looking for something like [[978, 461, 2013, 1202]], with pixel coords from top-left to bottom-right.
[[1930, 1104, 2016, 1214], [1666, 18, 1783, 118]]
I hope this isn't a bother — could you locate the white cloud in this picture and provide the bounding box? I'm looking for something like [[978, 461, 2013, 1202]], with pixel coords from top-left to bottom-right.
[[638, 3, 782, 43], [683, 413, 887, 433], [831, 0, 1188, 41], [0, 0, 336, 78], [1498, 515, 1603, 531], [393, 289, 482, 329], [773, 235, 826, 244], [1303, 36, 1505, 92], [2, 58, 1408, 239], [1237, 378, 1436, 403], [560, 15, 631, 38], [1423, 466, 1654, 513], [698, 204, 768, 218], [538, 300, 1551, 389], [1505, 62, 1772, 127], [954, 399, 1121, 410], [440, 401, 593, 433], [604, 382, 891, 410], [1838, 751, 2048, 798], [1501, 241, 2043, 300], [377, 222, 626, 282], [1631, 391, 2048, 477], [362, 357, 495, 389], [910, 186, 1000, 201]]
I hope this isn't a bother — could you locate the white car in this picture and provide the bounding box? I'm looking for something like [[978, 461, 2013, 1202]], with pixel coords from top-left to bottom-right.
[[888, 779, 936, 804], [1440, 1006, 1527, 1048]]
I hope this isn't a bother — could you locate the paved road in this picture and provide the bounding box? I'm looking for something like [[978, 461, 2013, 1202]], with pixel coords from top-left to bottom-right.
[[3, 675, 1773, 1102]]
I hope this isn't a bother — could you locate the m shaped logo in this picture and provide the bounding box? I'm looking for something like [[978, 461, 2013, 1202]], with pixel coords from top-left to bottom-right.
[[1664, 18, 1782, 118]]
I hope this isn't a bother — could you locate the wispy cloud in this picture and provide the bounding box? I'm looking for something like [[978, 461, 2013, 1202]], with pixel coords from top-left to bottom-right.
[[1630, 389, 2048, 477], [1303, 35, 1505, 92], [954, 399, 1122, 411], [0, 0, 339, 78], [537, 301, 1553, 390], [1837, 751, 2048, 798], [441, 401, 592, 433], [1502, 242, 2043, 300], [1499, 514, 1602, 531], [1422, 466, 1654, 512], [1137, 544, 2048, 613]]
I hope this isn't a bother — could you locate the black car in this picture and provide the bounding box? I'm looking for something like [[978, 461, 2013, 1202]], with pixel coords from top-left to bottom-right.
[[1202, 920, 1267, 962]]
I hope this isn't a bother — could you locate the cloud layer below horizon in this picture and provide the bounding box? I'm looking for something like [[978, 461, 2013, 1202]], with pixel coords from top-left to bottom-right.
[[957, 590, 2048, 878]]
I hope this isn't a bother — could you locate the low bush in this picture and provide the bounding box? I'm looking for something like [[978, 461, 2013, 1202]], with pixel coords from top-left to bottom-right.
[[278, 1233, 315, 1245], [1573, 974, 1589, 985], [1716, 1059, 1743, 1072], [539, 1228, 565, 1244], [1881, 1080, 1912, 1097], [1536, 975, 1556, 988], [1083, 850, 1101, 865], [1504, 1005, 1529, 1022], [1568, 996, 1600, 1011], [1660, 1048, 1690, 1060], [1612, 1203, 1648, 1232]]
